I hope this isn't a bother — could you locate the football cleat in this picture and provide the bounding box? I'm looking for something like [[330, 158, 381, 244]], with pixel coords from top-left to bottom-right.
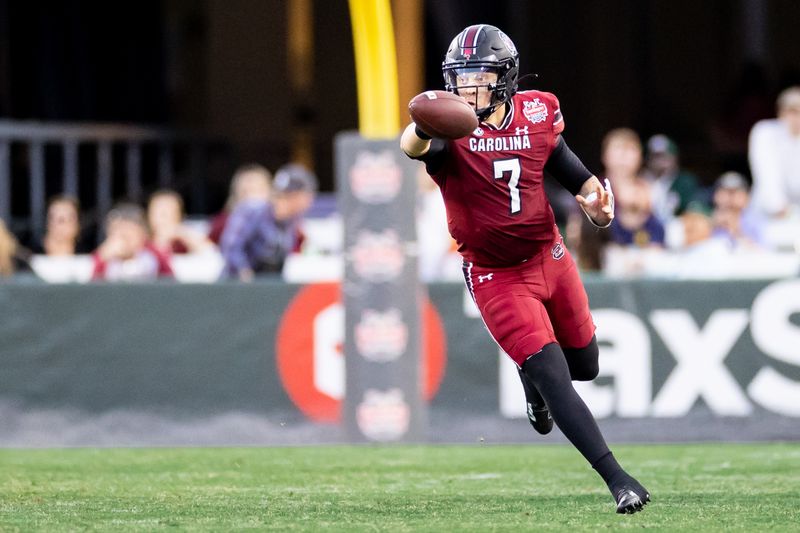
[[526, 401, 553, 435], [613, 483, 651, 514], [517, 368, 553, 435]]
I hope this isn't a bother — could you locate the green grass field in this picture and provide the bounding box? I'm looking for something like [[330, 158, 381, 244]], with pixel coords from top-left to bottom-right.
[[1, 443, 798, 531]]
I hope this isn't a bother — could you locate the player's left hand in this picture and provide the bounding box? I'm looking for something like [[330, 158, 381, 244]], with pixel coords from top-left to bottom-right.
[[575, 177, 614, 227]]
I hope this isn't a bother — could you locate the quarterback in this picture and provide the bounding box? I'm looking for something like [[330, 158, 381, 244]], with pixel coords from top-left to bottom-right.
[[401, 24, 650, 514]]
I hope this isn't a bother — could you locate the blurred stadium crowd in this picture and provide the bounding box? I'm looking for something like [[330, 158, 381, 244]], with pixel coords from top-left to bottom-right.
[[0, 161, 322, 283], [564, 85, 800, 279], [1, 85, 799, 284]]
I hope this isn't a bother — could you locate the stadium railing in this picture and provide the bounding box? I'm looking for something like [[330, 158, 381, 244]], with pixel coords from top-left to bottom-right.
[[0, 119, 229, 242]]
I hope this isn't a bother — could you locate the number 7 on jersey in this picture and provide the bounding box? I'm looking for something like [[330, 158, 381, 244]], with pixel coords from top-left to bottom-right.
[[494, 158, 522, 214]]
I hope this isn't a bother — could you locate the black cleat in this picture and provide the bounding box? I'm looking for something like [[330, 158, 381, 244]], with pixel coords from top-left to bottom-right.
[[517, 368, 553, 435], [526, 401, 553, 435], [612, 479, 650, 514]]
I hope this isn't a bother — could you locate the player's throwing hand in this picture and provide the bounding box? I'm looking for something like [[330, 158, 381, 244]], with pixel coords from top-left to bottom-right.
[[576, 177, 615, 228]]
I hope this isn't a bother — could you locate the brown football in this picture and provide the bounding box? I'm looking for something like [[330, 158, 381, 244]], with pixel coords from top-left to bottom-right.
[[408, 90, 478, 139]]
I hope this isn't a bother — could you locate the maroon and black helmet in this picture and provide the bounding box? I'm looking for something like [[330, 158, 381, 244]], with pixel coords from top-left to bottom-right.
[[442, 24, 520, 119]]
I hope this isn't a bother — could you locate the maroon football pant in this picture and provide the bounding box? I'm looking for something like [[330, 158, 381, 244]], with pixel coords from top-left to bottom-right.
[[462, 240, 596, 367]]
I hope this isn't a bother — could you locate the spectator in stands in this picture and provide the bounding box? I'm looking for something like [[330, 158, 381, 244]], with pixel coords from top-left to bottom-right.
[[0, 219, 16, 277], [147, 189, 214, 256], [416, 162, 459, 282], [220, 163, 316, 281], [31, 195, 88, 256], [749, 86, 800, 218], [92, 203, 173, 281], [601, 183, 666, 277], [680, 201, 715, 249], [609, 176, 665, 248], [642, 134, 703, 225], [599, 129, 665, 247], [710, 171, 765, 248], [0, 219, 31, 277], [570, 128, 643, 271], [662, 201, 733, 278], [208, 164, 272, 244], [586, 130, 664, 276], [600, 128, 644, 194]]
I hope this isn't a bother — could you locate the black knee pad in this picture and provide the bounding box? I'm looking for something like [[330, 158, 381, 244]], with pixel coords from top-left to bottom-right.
[[563, 335, 599, 381]]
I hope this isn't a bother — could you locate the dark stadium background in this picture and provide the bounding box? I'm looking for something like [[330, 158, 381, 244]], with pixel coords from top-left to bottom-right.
[[1, 0, 799, 219]]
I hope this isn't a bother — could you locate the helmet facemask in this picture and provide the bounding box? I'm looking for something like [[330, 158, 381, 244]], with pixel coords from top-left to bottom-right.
[[444, 62, 513, 121]]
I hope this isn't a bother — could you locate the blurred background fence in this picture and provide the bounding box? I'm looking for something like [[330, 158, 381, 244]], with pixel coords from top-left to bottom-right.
[[0, 119, 231, 244]]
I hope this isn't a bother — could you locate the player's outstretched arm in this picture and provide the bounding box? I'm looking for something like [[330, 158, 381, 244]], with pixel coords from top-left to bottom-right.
[[543, 136, 614, 227], [576, 176, 615, 228], [400, 123, 432, 158]]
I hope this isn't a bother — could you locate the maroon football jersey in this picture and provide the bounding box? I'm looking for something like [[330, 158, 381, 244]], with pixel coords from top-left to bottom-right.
[[430, 90, 565, 267]]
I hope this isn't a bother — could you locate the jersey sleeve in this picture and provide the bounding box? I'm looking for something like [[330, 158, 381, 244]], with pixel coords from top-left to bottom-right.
[[544, 136, 593, 195], [546, 92, 565, 136]]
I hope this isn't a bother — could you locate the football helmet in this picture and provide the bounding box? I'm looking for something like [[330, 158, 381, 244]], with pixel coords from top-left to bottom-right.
[[442, 24, 519, 120]]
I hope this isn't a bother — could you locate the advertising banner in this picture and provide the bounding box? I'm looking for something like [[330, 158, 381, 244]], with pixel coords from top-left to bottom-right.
[[1, 277, 798, 445], [336, 133, 426, 442]]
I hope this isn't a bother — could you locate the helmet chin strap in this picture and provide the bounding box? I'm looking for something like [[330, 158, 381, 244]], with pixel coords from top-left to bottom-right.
[[477, 82, 507, 122], [454, 82, 506, 122], [476, 104, 497, 121], [477, 94, 508, 122]]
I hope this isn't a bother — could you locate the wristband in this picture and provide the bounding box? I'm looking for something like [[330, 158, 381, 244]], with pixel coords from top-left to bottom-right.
[[414, 125, 432, 140]]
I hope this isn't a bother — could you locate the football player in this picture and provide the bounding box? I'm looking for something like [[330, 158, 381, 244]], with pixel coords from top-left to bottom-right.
[[401, 24, 650, 514]]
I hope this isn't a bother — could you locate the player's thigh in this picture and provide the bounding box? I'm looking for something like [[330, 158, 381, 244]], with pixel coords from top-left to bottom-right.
[[475, 288, 556, 366], [546, 260, 595, 349]]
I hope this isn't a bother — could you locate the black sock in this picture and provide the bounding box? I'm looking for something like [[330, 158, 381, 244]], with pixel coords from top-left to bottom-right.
[[516, 367, 544, 407], [522, 343, 620, 472], [591, 451, 624, 486]]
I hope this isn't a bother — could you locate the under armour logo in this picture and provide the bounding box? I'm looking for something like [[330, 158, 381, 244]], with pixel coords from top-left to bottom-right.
[[515, 126, 529, 135], [478, 273, 494, 283]]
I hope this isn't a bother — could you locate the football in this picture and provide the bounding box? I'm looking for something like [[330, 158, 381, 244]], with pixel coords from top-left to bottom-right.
[[408, 90, 478, 139]]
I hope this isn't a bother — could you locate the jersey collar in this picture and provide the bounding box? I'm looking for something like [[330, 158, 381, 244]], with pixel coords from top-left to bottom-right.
[[482, 100, 515, 131]]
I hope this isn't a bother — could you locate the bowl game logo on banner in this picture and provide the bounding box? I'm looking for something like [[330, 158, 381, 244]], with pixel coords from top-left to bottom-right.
[[355, 308, 408, 362], [276, 283, 446, 423], [356, 388, 411, 441], [349, 150, 402, 204], [350, 229, 406, 281]]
